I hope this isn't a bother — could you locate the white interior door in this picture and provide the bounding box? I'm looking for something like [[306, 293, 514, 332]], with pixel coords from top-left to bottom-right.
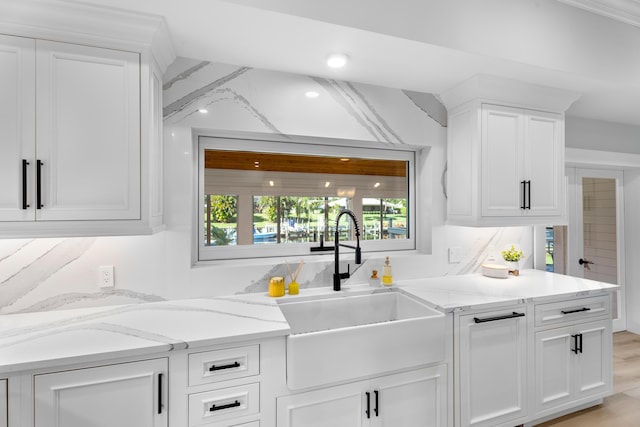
[[567, 168, 625, 332]]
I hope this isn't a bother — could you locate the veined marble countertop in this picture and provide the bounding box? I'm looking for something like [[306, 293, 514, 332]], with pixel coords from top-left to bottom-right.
[[0, 270, 617, 374], [0, 298, 289, 374], [397, 269, 619, 312]]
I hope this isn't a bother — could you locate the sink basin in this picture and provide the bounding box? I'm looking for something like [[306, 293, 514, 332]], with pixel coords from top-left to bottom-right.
[[278, 289, 446, 390]]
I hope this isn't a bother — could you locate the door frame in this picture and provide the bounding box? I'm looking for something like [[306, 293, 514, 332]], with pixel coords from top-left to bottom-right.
[[567, 167, 626, 332]]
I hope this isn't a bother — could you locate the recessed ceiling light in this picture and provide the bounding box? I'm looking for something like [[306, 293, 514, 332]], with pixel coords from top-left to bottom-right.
[[340, 158, 350, 162], [305, 91, 320, 99], [325, 181, 331, 188], [269, 180, 274, 187], [198, 108, 208, 114], [326, 53, 348, 68], [374, 182, 381, 188]]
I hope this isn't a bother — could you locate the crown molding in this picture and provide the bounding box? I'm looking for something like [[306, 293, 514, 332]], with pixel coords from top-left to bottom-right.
[[558, 0, 640, 27], [0, 0, 176, 72], [440, 74, 582, 113]]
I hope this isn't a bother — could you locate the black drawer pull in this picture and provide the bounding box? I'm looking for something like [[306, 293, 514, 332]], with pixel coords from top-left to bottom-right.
[[210, 400, 240, 412], [209, 361, 240, 372], [561, 307, 591, 315], [474, 312, 525, 323]]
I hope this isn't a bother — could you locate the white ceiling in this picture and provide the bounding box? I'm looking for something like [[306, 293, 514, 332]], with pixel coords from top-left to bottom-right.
[[65, 0, 640, 127]]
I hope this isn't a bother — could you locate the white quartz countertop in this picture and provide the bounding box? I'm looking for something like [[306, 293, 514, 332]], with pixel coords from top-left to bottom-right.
[[0, 298, 289, 374], [397, 269, 619, 312], [0, 270, 617, 374]]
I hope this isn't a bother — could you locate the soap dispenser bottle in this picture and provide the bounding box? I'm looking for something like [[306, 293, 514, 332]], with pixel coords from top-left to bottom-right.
[[382, 256, 393, 286]]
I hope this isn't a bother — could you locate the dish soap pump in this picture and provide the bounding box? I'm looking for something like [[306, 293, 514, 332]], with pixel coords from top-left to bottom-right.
[[382, 256, 393, 286]]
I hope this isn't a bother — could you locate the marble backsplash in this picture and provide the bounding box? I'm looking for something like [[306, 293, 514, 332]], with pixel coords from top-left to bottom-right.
[[0, 58, 534, 315]]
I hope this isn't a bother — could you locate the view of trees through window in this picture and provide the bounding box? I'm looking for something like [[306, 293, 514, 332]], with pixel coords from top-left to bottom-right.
[[203, 195, 407, 246], [199, 143, 412, 258]]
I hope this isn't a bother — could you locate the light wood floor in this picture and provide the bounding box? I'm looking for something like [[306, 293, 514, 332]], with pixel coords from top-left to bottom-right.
[[535, 331, 640, 426]]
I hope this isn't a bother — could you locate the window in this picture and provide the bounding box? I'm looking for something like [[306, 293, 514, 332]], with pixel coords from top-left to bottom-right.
[[198, 136, 416, 261]]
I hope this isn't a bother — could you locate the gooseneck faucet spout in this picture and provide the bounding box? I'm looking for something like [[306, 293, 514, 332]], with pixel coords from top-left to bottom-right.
[[333, 209, 362, 291]]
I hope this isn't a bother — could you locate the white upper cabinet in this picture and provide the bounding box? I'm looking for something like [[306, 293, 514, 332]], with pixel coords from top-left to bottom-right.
[[0, 2, 174, 237], [441, 75, 580, 226], [481, 104, 563, 218], [0, 35, 35, 222], [35, 40, 140, 221]]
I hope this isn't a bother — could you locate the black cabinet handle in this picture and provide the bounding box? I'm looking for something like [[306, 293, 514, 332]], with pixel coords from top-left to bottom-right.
[[578, 333, 583, 354], [520, 181, 526, 209], [561, 307, 591, 315], [474, 311, 525, 323], [209, 361, 240, 372], [571, 333, 583, 354], [210, 400, 241, 412], [365, 391, 371, 419], [22, 159, 30, 209], [571, 334, 579, 354], [374, 390, 379, 417], [526, 180, 531, 209], [36, 160, 43, 209], [157, 373, 163, 414]]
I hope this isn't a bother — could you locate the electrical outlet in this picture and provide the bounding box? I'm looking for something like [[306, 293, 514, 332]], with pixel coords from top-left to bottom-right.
[[448, 247, 461, 264], [98, 265, 115, 288]]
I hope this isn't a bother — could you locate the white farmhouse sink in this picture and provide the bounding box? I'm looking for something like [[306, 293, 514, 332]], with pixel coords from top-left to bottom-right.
[[278, 289, 446, 390]]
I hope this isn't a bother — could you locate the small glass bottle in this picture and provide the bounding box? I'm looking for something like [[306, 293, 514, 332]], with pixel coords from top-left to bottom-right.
[[288, 280, 299, 295], [369, 270, 380, 287], [382, 256, 393, 286]]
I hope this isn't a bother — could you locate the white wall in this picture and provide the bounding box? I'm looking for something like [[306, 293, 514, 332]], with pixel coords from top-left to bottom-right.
[[0, 59, 534, 315], [566, 116, 640, 154]]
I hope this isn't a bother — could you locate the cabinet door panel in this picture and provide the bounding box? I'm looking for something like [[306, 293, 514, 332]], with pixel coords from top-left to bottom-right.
[[525, 112, 563, 216], [481, 105, 524, 217], [535, 329, 573, 412], [0, 35, 35, 221], [34, 359, 167, 427], [0, 379, 6, 427], [277, 382, 364, 427], [576, 323, 612, 400], [459, 309, 528, 427], [376, 365, 447, 427], [35, 40, 140, 221]]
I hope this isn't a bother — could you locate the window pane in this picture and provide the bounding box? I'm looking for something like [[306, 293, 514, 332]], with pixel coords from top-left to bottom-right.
[[363, 197, 408, 240], [199, 139, 416, 260], [203, 194, 238, 246]]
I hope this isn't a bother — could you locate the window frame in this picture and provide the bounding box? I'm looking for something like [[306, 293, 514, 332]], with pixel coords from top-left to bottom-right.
[[197, 134, 417, 262]]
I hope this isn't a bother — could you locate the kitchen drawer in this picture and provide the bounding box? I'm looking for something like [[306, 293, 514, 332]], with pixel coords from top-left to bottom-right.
[[189, 345, 259, 386], [535, 295, 610, 327], [188, 382, 259, 426]]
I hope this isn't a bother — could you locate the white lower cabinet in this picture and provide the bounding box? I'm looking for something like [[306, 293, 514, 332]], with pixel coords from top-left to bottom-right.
[[276, 365, 447, 427], [457, 307, 528, 427], [34, 358, 167, 427], [535, 320, 612, 415]]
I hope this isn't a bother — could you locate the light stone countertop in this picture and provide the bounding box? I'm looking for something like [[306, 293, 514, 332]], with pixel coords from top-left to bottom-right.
[[397, 269, 619, 312], [0, 270, 617, 374], [0, 298, 289, 374]]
